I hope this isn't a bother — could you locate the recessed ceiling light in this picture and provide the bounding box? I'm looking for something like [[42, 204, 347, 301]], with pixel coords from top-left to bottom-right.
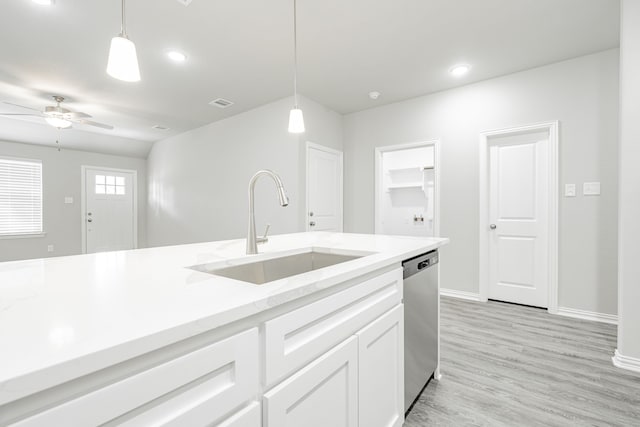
[[369, 91, 381, 100], [152, 125, 170, 131], [449, 64, 471, 77], [32, 0, 54, 5], [166, 50, 187, 62]]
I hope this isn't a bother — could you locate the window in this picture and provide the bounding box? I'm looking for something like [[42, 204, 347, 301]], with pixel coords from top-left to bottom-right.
[[0, 157, 43, 236], [95, 175, 125, 195]]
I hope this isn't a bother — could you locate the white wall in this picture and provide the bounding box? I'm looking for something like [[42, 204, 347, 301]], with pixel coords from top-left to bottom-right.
[[0, 140, 147, 262], [616, 1, 640, 365], [147, 95, 343, 247], [344, 49, 619, 316]]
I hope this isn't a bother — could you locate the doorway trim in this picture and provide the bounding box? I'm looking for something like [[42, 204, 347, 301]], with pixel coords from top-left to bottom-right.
[[81, 165, 138, 254], [478, 121, 559, 313], [305, 141, 344, 231], [374, 140, 441, 236]]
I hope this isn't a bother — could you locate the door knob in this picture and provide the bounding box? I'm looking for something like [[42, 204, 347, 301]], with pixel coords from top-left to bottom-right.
[[489, 224, 497, 230], [309, 221, 316, 227], [309, 211, 314, 217], [87, 219, 93, 223]]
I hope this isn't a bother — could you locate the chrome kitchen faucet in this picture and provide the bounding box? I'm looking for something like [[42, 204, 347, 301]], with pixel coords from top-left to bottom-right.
[[246, 170, 289, 254]]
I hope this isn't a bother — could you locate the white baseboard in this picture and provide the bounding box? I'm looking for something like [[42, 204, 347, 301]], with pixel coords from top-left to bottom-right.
[[440, 288, 481, 302], [612, 349, 640, 373], [556, 306, 618, 325]]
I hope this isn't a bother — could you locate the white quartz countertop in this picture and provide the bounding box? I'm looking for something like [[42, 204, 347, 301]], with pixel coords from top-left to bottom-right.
[[0, 232, 448, 405]]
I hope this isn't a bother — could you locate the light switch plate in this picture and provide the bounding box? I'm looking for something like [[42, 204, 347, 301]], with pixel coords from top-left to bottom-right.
[[64, 196, 73, 204], [564, 184, 576, 197], [47, 245, 54, 253], [583, 182, 601, 196]]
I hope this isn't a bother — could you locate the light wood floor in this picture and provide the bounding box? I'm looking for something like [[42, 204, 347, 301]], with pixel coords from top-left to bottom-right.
[[405, 297, 640, 427]]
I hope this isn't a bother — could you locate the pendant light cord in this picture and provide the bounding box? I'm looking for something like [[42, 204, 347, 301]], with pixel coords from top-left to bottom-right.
[[121, 0, 127, 37], [293, 0, 298, 108]]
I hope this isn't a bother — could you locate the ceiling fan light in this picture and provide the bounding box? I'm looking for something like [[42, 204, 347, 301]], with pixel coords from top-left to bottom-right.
[[107, 35, 141, 82], [288, 108, 305, 133], [45, 117, 72, 129]]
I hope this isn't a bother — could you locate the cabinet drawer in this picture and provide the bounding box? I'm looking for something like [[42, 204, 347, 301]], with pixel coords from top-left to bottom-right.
[[13, 328, 259, 427], [264, 268, 402, 386]]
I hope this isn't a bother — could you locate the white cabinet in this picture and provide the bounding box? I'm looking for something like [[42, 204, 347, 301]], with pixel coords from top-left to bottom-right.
[[264, 268, 403, 387], [263, 337, 359, 427], [357, 305, 404, 427], [217, 402, 261, 427], [13, 329, 259, 427], [263, 304, 405, 427], [7, 268, 410, 427]]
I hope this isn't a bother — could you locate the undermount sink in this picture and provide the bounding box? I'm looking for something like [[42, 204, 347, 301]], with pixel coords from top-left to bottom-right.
[[189, 249, 368, 285]]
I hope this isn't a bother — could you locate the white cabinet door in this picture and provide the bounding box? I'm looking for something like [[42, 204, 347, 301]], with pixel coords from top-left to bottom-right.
[[357, 305, 404, 427], [263, 337, 358, 427], [217, 402, 261, 427]]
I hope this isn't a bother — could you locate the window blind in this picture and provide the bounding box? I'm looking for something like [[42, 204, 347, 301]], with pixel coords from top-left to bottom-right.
[[0, 157, 43, 236]]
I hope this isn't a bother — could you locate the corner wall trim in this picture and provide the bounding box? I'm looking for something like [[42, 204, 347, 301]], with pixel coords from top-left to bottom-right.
[[440, 288, 481, 302], [556, 306, 618, 325], [612, 349, 640, 373]]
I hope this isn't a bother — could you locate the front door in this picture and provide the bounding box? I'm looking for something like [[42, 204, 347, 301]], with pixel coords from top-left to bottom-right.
[[306, 143, 343, 232], [84, 168, 135, 253], [488, 130, 549, 308]]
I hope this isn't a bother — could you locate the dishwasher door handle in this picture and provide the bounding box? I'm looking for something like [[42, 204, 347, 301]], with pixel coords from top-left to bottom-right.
[[418, 260, 430, 270]]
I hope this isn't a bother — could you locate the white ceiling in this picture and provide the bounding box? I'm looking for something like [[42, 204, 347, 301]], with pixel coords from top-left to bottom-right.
[[0, 0, 620, 158]]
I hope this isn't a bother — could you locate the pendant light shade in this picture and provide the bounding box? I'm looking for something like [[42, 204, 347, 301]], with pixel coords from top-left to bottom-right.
[[288, 0, 305, 134], [107, 0, 140, 82], [288, 108, 305, 133], [107, 35, 140, 82]]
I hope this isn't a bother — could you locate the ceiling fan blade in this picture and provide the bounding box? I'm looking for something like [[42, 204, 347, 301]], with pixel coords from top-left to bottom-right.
[[66, 111, 91, 119], [76, 119, 114, 130], [2, 101, 42, 112], [0, 113, 43, 116]]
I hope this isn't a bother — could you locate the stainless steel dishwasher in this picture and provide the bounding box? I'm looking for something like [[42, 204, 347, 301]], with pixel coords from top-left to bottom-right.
[[403, 249, 439, 413]]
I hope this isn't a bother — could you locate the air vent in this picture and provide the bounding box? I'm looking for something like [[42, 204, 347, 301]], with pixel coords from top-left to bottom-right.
[[175, 0, 193, 6], [152, 125, 170, 131], [209, 98, 234, 109]]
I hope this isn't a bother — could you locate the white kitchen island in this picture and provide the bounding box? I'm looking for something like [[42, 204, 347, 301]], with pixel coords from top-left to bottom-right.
[[0, 232, 448, 426]]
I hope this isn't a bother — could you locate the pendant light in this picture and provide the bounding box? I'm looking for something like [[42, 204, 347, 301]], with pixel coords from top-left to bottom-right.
[[107, 0, 141, 82], [288, 0, 305, 133]]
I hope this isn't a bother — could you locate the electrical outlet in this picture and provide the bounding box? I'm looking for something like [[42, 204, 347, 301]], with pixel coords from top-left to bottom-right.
[[564, 184, 576, 197], [47, 245, 54, 253]]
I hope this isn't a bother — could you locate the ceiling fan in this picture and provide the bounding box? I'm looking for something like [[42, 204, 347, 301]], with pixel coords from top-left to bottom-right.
[[0, 96, 114, 130]]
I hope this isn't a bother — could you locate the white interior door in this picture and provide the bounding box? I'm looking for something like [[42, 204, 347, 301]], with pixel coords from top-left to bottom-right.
[[488, 131, 549, 308], [306, 143, 343, 232], [84, 168, 135, 253]]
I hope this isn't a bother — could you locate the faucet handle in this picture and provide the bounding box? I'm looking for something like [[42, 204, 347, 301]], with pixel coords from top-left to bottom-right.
[[257, 224, 271, 244]]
